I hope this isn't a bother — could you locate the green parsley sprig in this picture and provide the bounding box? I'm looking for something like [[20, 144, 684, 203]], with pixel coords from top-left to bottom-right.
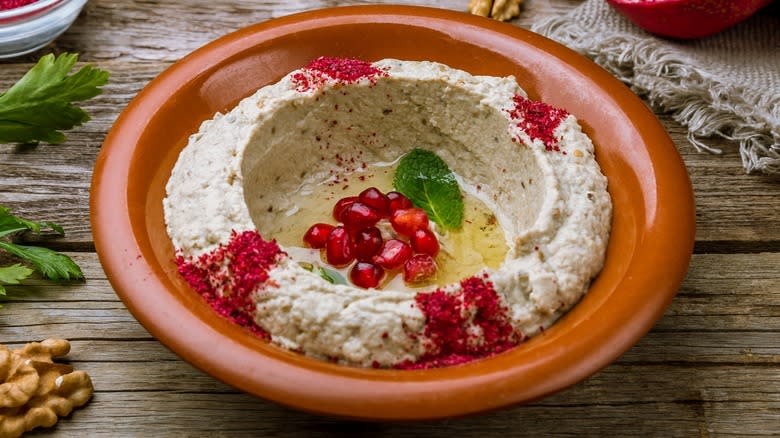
[[0, 206, 84, 304], [0, 53, 105, 305], [0, 53, 109, 145]]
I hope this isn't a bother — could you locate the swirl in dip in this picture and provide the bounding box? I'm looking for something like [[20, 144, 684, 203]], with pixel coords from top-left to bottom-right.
[[164, 57, 612, 369]]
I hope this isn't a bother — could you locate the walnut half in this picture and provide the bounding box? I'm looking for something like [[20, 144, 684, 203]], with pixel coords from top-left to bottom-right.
[[468, 0, 525, 22], [0, 339, 93, 438]]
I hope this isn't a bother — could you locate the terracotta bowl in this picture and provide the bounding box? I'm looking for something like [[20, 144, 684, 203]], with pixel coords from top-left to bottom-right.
[[91, 5, 695, 420]]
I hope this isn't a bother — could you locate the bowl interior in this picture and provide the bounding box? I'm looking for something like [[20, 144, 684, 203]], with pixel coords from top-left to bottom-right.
[[93, 6, 694, 420]]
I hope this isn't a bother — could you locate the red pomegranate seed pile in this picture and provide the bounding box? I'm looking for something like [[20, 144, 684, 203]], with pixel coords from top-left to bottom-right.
[[303, 187, 441, 289]]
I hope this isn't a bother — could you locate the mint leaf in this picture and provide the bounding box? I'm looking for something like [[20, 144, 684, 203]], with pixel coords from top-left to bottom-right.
[[318, 267, 347, 285], [0, 264, 34, 297], [393, 148, 464, 230], [0, 53, 109, 145]]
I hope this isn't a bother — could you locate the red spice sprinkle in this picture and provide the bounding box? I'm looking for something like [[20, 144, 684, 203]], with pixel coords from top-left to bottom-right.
[[291, 56, 388, 92], [0, 0, 36, 10], [508, 94, 569, 151], [396, 277, 519, 370], [176, 230, 283, 340]]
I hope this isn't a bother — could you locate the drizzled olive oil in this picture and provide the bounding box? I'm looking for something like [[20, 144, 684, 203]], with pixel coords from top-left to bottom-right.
[[264, 162, 508, 288]]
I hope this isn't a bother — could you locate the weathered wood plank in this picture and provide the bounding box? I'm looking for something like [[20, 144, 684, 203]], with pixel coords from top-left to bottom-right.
[[11, 0, 581, 63], [28, 362, 777, 405], [25, 393, 780, 437], [3, 324, 779, 368]]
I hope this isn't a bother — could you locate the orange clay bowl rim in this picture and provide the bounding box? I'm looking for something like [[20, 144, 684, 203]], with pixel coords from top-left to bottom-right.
[[91, 5, 695, 420]]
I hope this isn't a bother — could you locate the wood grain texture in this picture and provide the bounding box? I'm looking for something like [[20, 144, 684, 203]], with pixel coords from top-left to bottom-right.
[[0, 0, 778, 436]]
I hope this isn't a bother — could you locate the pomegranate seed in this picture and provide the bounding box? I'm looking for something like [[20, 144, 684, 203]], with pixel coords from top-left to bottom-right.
[[373, 239, 413, 270], [341, 202, 381, 230], [411, 228, 440, 256], [303, 223, 335, 249], [350, 262, 385, 289], [390, 208, 429, 237], [358, 187, 390, 217], [386, 191, 413, 212], [325, 226, 354, 267], [333, 196, 358, 222], [353, 227, 383, 262], [404, 254, 437, 284]]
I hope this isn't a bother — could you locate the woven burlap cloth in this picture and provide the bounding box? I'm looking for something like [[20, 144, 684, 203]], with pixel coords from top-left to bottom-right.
[[531, 0, 780, 174]]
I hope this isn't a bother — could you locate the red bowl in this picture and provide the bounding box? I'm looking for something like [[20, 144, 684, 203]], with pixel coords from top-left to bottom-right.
[[91, 5, 695, 420], [606, 0, 773, 39]]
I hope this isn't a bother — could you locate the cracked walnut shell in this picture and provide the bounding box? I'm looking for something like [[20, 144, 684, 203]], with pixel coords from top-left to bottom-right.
[[468, 0, 524, 21], [0, 339, 93, 438]]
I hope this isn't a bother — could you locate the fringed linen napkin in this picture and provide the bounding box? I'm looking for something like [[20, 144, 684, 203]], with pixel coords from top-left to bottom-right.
[[532, 0, 780, 174]]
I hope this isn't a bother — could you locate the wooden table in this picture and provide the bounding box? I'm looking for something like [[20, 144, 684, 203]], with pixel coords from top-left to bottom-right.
[[1, 0, 778, 435]]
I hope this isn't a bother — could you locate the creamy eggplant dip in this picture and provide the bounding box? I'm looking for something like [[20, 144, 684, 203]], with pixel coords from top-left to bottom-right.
[[164, 57, 611, 369]]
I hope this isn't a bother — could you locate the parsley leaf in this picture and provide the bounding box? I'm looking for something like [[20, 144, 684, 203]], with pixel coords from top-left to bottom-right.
[[0, 264, 34, 297], [0, 242, 83, 281], [393, 148, 464, 230], [0, 206, 84, 286], [0, 53, 109, 145], [0, 205, 63, 238]]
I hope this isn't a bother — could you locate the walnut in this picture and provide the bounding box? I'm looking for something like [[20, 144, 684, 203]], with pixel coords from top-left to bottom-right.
[[467, 0, 524, 21], [0, 339, 93, 438], [468, 0, 493, 17]]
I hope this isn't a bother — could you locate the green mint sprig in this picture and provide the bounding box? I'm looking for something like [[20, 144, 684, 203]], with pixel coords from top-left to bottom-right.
[[393, 148, 464, 230]]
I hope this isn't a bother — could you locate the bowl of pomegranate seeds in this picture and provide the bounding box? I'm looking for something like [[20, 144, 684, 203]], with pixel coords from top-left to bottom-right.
[[92, 5, 694, 419], [0, 0, 87, 58]]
